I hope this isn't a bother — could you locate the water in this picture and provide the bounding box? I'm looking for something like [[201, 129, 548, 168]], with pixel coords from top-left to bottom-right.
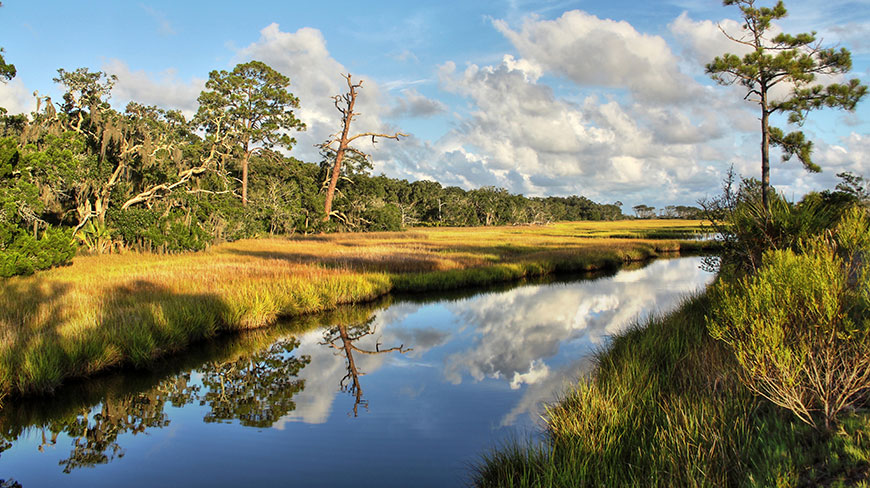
[[0, 257, 714, 487]]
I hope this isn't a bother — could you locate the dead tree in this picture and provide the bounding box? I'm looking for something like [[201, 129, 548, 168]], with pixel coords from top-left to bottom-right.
[[321, 74, 406, 222], [319, 320, 412, 417]]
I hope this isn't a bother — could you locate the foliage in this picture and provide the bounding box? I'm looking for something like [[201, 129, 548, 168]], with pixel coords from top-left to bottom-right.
[[0, 227, 76, 278], [0, 136, 78, 275], [706, 0, 867, 210], [702, 168, 844, 274], [195, 60, 305, 205], [708, 208, 870, 430]]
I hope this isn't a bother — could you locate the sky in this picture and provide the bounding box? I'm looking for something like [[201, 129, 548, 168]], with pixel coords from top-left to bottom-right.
[[1, 0, 868, 210]]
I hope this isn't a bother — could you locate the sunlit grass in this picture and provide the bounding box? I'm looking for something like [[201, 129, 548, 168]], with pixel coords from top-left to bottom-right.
[[474, 292, 870, 487], [0, 220, 713, 397]]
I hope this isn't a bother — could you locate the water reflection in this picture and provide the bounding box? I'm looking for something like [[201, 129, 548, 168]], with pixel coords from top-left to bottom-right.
[[0, 257, 714, 487], [0, 332, 312, 474], [199, 338, 309, 427], [319, 319, 412, 417]]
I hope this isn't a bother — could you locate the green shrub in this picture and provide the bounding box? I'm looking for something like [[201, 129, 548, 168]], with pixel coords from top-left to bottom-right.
[[108, 207, 211, 252], [0, 227, 77, 277], [702, 174, 843, 275], [708, 208, 870, 430], [364, 203, 403, 231]]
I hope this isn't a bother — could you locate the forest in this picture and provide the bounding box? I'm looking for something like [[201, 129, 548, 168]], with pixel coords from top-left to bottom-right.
[[0, 62, 640, 278]]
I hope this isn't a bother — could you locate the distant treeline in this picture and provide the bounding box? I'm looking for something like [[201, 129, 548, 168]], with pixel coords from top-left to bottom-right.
[[0, 62, 680, 277]]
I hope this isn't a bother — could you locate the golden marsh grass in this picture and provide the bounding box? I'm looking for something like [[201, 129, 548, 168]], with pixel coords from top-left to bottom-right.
[[0, 220, 712, 397]]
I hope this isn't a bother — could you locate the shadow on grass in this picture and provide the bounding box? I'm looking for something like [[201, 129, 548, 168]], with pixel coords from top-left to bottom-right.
[[223, 247, 448, 273]]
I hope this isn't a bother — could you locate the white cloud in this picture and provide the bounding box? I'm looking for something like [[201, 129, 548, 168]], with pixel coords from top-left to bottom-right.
[[426, 55, 747, 205], [387, 88, 447, 118], [669, 12, 750, 66], [102, 59, 204, 118], [235, 23, 404, 163], [494, 10, 702, 103], [0, 78, 35, 115]]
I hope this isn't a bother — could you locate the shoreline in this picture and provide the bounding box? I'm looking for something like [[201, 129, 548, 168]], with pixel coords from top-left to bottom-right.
[[0, 222, 717, 400]]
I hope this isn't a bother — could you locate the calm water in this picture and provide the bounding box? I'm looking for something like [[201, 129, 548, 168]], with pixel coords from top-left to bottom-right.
[[0, 257, 714, 487]]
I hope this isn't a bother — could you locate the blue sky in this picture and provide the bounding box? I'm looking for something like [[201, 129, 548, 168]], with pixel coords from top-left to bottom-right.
[[1, 0, 868, 209]]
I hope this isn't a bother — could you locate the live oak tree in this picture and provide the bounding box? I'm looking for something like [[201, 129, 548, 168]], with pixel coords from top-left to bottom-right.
[[706, 0, 867, 212], [321, 73, 406, 221], [195, 61, 305, 206]]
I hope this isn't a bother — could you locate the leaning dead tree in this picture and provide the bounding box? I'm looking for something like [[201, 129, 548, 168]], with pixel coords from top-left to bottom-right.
[[320, 73, 407, 222], [320, 320, 412, 417]]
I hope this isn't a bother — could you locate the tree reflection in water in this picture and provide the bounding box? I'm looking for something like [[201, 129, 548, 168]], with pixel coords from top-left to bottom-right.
[[199, 338, 310, 427], [56, 377, 197, 473], [320, 318, 412, 417], [0, 337, 308, 473]]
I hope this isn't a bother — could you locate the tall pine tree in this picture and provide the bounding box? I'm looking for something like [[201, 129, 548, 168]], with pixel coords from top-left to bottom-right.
[[706, 0, 866, 211]]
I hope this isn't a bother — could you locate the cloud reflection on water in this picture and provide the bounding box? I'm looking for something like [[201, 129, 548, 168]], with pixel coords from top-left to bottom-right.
[[279, 257, 713, 427]]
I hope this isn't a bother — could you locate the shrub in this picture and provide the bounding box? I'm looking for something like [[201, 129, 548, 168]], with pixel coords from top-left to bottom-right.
[[708, 208, 870, 430], [701, 171, 844, 275], [364, 203, 403, 232], [0, 227, 77, 277]]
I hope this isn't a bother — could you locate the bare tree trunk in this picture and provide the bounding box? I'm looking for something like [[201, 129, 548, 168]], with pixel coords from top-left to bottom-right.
[[322, 74, 407, 222], [323, 131, 352, 220], [761, 87, 770, 214]]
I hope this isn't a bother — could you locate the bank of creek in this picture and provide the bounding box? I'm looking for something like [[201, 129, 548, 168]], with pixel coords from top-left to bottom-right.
[[0, 256, 714, 487]]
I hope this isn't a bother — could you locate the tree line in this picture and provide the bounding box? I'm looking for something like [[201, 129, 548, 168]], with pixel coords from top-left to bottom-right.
[[0, 61, 634, 277]]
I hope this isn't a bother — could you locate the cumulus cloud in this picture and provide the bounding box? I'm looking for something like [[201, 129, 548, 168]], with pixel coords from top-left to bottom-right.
[[0, 78, 35, 115], [426, 54, 747, 205], [102, 59, 205, 118], [493, 10, 702, 103], [234, 23, 405, 163], [669, 12, 750, 66], [387, 88, 447, 118]]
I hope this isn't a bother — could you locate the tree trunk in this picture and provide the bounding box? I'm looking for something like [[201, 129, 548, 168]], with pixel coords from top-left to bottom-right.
[[241, 150, 250, 207], [323, 86, 357, 221], [323, 141, 347, 220], [760, 88, 771, 214]]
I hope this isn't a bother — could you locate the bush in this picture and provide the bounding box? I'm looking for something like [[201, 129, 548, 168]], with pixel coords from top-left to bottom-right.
[[703, 175, 842, 275], [108, 207, 211, 252], [0, 227, 77, 277], [708, 208, 870, 430], [364, 203, 402, 232]]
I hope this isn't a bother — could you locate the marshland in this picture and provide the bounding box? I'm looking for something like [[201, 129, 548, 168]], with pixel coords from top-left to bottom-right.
[[2, 0, 870, 486]]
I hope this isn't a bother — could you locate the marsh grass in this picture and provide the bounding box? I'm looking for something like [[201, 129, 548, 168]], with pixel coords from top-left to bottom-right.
[[0, 220, 712, 398], [0, 298, 388, 434], [473, 293, 870, 487]]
